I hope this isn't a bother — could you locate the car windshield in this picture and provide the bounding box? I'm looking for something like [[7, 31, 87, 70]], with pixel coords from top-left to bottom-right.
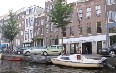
[[57, 46, 62, 49], [50, 46, 56, 49]]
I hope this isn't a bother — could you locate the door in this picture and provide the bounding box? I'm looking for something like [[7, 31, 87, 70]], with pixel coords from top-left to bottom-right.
[[46, 46, 58, 55], [31, 47, 43, 54], [97, 41, 102, 54], [47, 46, 61, 54]]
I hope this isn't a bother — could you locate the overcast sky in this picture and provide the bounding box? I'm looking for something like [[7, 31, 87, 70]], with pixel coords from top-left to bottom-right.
[[0, 0, 77, 16]]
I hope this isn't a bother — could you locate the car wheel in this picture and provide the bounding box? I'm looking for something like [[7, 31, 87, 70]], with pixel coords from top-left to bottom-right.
[[43, 51, 48, 56], [25, 51, 30, 56], [109, 50, 116, 57]]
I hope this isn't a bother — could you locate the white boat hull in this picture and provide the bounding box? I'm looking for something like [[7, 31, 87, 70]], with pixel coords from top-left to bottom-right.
[[51, 58, 103, 68], [0, 53, 2, 60]]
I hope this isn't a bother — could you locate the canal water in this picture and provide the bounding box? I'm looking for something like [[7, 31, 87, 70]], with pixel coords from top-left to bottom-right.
[[0, 60, 115, 73]]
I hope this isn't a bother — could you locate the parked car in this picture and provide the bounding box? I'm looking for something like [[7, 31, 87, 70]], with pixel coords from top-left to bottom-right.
[[42, 45, 64, 56], [99, 43, 116, 56], [23, 46, 46, 55], [12, 47, 23, 54], [23, 45, 64, 56]]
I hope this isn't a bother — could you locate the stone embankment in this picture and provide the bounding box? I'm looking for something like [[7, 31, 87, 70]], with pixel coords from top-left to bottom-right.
[[1, 54, 116, 67]]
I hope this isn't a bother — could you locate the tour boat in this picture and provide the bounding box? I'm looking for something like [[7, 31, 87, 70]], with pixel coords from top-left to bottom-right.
[[51, 54, 107, 68]]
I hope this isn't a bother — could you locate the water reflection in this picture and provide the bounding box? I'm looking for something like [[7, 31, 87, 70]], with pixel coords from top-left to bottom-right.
[[0, 60, 115, 73]]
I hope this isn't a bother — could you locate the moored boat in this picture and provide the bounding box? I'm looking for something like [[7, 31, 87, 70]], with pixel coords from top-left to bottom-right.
[[8, 57, 21, 61], [0, 53, 3, 60], [51, 54, 107, 68]]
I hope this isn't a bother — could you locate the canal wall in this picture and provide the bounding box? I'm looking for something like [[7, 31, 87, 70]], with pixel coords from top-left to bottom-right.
[[2, 54, 116, 67], [2, 54, 57, 63]]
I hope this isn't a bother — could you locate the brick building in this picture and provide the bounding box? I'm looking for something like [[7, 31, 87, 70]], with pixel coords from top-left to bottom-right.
[[106, 0, 116, 47], [45, 0, 106, 54]]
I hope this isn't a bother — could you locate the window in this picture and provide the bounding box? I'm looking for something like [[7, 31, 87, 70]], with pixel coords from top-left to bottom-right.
[[22, 15, 25, 18], [60, 57, 70, 60], [95, 5, 101, 16], [46, 24, 49, 33], [22, 20, 25, 25], [78, 9, 83, 20], [25, 31, 28, 40], [40, 28, 43, 35], [106, 0, 115, 5], [18, 15, 20, 19], [51, 46, 56, 49], [29, 8, 32, 14], [19, 23, 21, 27], [70, 26, 74, 36], [41, 19, 44, 25], [97, 21, 102, 33], [50, 4, 53, 10], [46, 15, 49, 21], [57, 46, 62, 49], [50, 23, 53, 32], [78, 24, 82, 35], [70, 13, 73, 22], [46, 5, 49, 12], [86, 7, 91, 19], [35, 19, 38, 26], [87, 23, 91, 34], [34, 30, 37, 36], [26, 9, 29, 15], [38, 28, 40, 35], [38, 20, 40, 26], [34, 6, 36, 12], [26, 19, 28, 27], [30, 30, 33, 39], [30, 17, 34, 26], [16, 39, 20, 46], [108, 11, 115, 22], [21, 30, 23, 35], [55, 28, 58, 32], [109, 27, 116, 33]]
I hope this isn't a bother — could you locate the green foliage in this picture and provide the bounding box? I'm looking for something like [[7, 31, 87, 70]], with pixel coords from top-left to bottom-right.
[[49, 0, 73, 28], [1, 10, 19, 42], [49, 0, 73, 54]]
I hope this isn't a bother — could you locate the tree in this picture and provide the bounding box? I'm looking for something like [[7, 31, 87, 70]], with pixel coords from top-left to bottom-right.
[[49, 0, 73, 54], [1, 10, 19, 51]]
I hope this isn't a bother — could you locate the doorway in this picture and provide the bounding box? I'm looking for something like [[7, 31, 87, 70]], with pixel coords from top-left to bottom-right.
[[97, 41, 102, 54], [82, 42, 92, 54]]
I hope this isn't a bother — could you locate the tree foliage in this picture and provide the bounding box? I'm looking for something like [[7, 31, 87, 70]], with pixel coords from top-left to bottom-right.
[[49, 0, 73, 54], [50, 0, 73, 29], [1, 10, 19, 43]]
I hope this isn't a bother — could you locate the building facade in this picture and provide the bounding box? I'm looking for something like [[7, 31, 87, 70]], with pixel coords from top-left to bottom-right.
[[14, 7, 26, 47], [45, 0, 107, 54], [0, 15, 9, 46], [0, 0, 115, 54], [106, 0, 116, 46], [65, 0, 106, 54], [45, 0, 59, 47], [33, 13, 45, 46], [23, 5, 44, 47]]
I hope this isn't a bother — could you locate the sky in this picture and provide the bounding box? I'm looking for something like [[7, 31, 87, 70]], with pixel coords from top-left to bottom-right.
[[0, 0, 77, 16]]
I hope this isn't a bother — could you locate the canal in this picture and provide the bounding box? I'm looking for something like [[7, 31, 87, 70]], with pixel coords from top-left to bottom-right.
[[0, 60, 115, 73]]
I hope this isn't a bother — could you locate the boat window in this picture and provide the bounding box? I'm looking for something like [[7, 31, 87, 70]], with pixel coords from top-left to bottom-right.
[[60, 57, 70, 60], [77, 55, 81, 60]]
